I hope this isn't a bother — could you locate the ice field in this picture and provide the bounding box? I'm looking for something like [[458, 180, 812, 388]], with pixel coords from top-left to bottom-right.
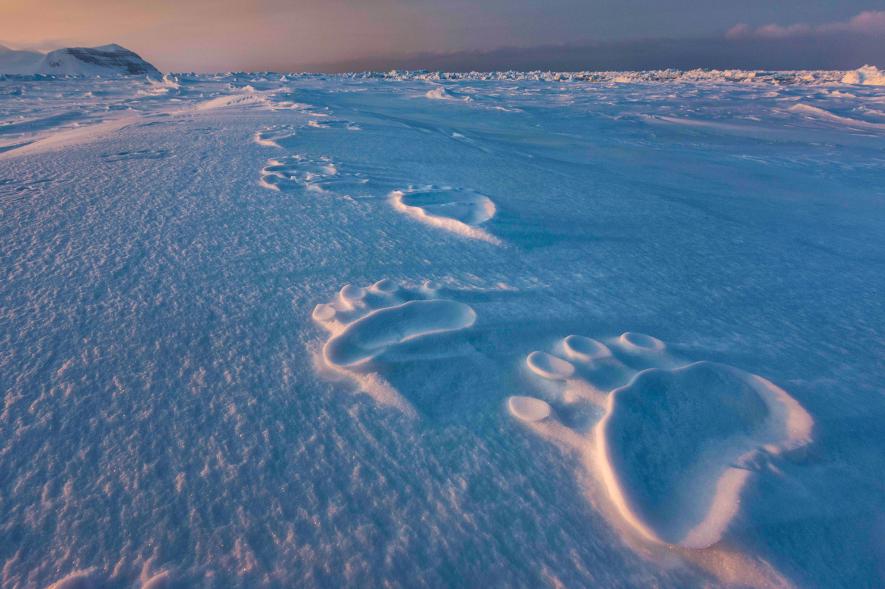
[[1, 69, 884, 588]]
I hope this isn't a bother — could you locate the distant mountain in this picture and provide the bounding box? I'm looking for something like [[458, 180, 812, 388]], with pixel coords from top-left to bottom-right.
[[0, 43, 160, 76], [0, 44, 44, 74]]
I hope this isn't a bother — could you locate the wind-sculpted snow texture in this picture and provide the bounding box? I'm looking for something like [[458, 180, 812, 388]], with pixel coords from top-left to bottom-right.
[[1, 70, 884, 588]]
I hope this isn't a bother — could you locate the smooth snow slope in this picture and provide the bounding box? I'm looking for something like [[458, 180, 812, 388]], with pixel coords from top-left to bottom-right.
[[1, 70, 884, 589]]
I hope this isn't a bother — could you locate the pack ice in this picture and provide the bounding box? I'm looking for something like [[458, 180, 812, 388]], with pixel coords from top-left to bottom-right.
[[1, 66, 883, 589]]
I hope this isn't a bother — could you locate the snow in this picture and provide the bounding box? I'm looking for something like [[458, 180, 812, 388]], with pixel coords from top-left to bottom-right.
[[526, 351, 576, 380], [598, 361, 813, 549], [1, 70, 883, 589], [424, 85, 472, 101], [841, 65, 885, 86], [789, 102, 885, 129], [562, 335, 614, 361], [321, 297, 477, 368], [508, 396, 552, 422]]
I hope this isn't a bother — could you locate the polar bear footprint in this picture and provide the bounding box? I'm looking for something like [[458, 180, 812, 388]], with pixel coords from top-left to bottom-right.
[[509, 332, 813, 550]]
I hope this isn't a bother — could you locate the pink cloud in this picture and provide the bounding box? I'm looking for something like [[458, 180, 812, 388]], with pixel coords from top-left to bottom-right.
[[727, 10, 885, 40], [826, 10, 885, 33]]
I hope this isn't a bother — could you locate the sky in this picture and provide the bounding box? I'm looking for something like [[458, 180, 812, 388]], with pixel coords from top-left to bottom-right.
[[1, 0, 884, 71]]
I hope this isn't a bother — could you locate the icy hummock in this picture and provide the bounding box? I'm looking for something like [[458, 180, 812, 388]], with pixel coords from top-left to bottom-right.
[[1, 70, 883, 589], [841, 64, 885, 86], [345, 67, 852, 85]]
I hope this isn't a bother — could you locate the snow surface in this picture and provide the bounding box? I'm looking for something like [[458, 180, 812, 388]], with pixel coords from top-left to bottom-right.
[[1, 70, 884, 588]]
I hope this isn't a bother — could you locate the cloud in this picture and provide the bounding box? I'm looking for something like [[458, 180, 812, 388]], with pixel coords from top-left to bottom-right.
[[301, 34, 885, 74], [727, 10, 885, 40]]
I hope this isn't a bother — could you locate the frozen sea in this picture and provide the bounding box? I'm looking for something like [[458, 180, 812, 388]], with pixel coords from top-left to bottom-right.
[[1, 70, 884, 588]]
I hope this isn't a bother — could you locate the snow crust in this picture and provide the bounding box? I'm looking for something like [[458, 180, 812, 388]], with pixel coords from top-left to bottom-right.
[[1, 70, 883, 589]]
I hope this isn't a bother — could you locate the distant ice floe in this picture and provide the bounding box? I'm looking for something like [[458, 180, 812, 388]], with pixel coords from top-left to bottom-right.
[[510, 333, 813, 550], [139, 74, 182, 96], [841, 65, 885, 86], [390, 187, 500, 245], [2, 65, 882, 89]]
